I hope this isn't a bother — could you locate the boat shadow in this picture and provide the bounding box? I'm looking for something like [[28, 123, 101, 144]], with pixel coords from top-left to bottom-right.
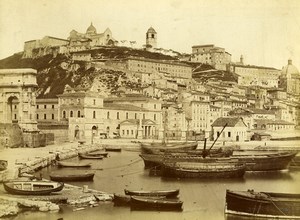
[[160, 176, 246, 184]]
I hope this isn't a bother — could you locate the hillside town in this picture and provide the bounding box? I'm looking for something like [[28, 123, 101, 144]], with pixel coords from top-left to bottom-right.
[[0, 22, 300, 148]]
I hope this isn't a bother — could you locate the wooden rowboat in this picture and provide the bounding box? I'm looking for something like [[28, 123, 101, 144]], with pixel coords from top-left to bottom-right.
[[78, 153, 104, 160], [49, 172, 95, 181], [225, 189, 300, 219], [57, 161, 91, 168], [124, 189, 179, 198], [105, 146, 122, 152], [0, 160, 8, 171], [3, 180, 64, 195], [130, 196, 183, 211], [86, 152, 108, 157], [113, 194, 167, 206]]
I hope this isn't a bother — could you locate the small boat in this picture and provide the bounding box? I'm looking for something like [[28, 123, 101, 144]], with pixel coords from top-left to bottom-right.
[[105, 146, 122, 152], [130, 196, 183, 211], [49, 172, 95, 181], [161, 160, 246, 179], [3, 180, 64, 195], [86, 152, 108, 157], [0, 160, 8, 171], [113, 194, 167, 206], [225, 189, 300, 219], [124, 189, 179, 198], [78, 153, 104, 159], [57, 161, 91, 168]]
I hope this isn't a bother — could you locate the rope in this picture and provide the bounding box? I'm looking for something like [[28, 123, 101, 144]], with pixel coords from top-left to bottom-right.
[[264, 193, 287, 216], [103, 158, 142, 170]]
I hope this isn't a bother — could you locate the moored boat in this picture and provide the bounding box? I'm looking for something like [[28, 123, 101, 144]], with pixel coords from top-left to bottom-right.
[[57, 161, 91, 168], [124, 189, 180, 198], [141, 142, 198, 154], [161, 160, 246, 179], [49, 172, 95, 181], [3, 180, 64, 195], [225, 189, 300, 219], [105, 146, 122, 152], [113, 194, 167, 206], [86, 152, 108, 157], [78, 153, 104, 160], [231, 151, 297, 171], [0, 160, 8, 171], [130, 196, 183, 211]]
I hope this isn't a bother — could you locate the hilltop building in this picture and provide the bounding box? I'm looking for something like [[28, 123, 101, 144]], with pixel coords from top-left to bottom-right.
[[68, 23, 118, 52], [145, 27, 157, 51], [279, 59, 300, 96], [191, 44, 231, 70], [23, 36, 69, 58]]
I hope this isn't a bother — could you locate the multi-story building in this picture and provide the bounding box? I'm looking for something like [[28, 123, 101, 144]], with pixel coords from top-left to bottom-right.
[[36, 98, 59, 122], [23, 36, 69, 58], [191, 44, 231, 70], [280, 59, 300, 96]]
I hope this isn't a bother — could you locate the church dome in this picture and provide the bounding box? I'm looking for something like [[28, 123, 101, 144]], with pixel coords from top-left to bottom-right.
[[147, 27, 157, 33], [86, 23, 97, 34], [282, 59, 299, 77]]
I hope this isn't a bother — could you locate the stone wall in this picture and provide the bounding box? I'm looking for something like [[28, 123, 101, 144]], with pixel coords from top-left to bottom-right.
[[0, 124, 24, 148]]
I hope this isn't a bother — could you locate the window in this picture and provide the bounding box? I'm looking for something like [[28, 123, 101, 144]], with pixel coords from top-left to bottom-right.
[[217, 131, 220, 137], [63, 111, 66, 118], [52, 114, 54, 120], [14, 114, 17, 120], [37, 114, 39, 120], [122, 130, 125, 135], [37, 105, 39, 109], [93, 99, 96, 105], [154, 114, 156, 121], [143, 114, 145, 119], [126, 112, 128, 119], [78, 111, 81, 117], [228, 132, 231, 137], [52, 105, 55, 109], [154, 104, 156, 109], [14, 105, 17, 109], [44, 105, 47, 109], [107, 112, 110, 119], [117, 112, 119, 119], [44, 114, 46, 119], [93, 111, 96, 119], [127, 130, 129, 135], [70, 111, 73, 117], [131, 130, 134, 135], [135, 113, 137, 119]]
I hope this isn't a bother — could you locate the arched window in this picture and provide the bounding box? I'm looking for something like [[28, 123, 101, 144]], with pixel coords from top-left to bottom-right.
[[78, 111, 81, 117], [126, 112, 128, 119], [70, 111, 73, 117], [63, 111, 66, 118], [37, 114, 39, 120], [154, 114, 156, 121], [52, 114, 54, 120]]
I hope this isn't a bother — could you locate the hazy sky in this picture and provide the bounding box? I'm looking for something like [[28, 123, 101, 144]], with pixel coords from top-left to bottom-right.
[[1, 0, 300, 69]]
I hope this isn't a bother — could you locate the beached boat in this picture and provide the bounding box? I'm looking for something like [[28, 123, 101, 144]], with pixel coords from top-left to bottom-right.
[[86, 152, 108, 157], [130, 196, 183, 211], [105, 146, 122, 152], [161, 160, 246, 179], [57, 161, 91, 168], [225, 189, 300, 219], [3, 180, 64, 195], [78, 153, 104, 160], [124, 189, 180, 198], [49, 172, 95, 181], [141, 142, 198, 154], [0, 160, 8, 171], [231, 151, 297, 171]]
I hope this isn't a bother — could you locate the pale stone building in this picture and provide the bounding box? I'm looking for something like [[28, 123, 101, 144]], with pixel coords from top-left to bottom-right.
[[280, 59, 300, 96], [191, 44, 231, 70], [23, 36, 69, 58], [145, 27, 157, 50]]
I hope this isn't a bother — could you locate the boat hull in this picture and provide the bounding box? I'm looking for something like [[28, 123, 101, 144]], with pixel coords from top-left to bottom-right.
[[105, 147, 122, 152], [57, 161, 91, 168], [124, 189, 179, 198], [225, 190, 300, 218], [78, 153, 103, 159], [161, 161, 245, 178], [130, 196, 183, 211], [3, 181, 64, 195], [141, 142, 198, 154], [49, 173, 95, 181], [232, 151, 297, 171]]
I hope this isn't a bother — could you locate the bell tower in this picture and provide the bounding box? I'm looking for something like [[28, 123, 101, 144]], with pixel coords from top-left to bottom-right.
[[146, 27, 157, 49]]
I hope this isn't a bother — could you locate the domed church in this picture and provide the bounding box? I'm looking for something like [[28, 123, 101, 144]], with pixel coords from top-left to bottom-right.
[[68, 23, 118, 49]]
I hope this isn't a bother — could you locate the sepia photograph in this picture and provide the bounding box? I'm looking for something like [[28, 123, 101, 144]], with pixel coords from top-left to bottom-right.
[[0, 0, 300, 219]]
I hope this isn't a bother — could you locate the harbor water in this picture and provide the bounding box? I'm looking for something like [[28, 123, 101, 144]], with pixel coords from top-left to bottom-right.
[[11, 149, 300, 220]]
